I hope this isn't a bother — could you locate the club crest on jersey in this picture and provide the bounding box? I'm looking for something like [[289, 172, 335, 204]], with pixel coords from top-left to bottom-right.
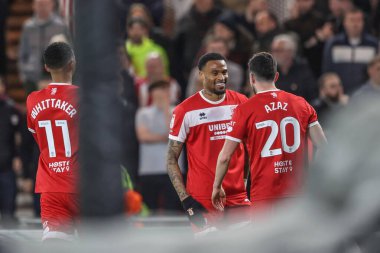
[[271, 92, 277, 98], [51, 88, 57, 95], [199, 112, 207, 120]]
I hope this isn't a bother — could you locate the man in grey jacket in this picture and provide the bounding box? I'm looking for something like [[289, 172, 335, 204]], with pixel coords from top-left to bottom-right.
[[18, 0, 70, 94]]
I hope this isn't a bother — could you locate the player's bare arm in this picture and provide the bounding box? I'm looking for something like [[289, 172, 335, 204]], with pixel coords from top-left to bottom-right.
[[243, 144, 250, 188], [308, 124, 327, 148], [166, 139, 188, 201], [212, 139, 240, 210]]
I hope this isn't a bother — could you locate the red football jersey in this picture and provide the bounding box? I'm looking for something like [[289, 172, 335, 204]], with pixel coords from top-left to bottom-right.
[[26, 83, 79, 193], [169, 89, 248, 202], [226, 89, 318, 201]]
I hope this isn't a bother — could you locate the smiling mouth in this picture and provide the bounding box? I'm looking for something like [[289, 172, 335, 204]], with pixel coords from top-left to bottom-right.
[[215, 82, 226, 88]]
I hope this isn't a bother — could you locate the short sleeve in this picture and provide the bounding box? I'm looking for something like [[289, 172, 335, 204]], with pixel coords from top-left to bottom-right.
[[225, 105, 246, 143], [168, 105, 188, 142], [26, 95, 36, 134], [307, 101, 319, 128], [135, 108, 148, 128]]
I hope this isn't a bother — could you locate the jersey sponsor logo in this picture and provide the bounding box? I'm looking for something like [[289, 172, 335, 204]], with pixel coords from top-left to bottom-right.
[[271, 92, 277, 98], [274, 160, 293, 174], [208, 122, 232, 140], [48, 160, 71, 173]]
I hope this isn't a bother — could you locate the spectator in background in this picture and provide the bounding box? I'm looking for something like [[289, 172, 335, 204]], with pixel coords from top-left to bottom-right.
[[174, 0, 224, 82], [0, 76, 21, 227], [18, 0, 71, 95], [126, 17, 169, 78], [135, 52, 180, 107], [352, 55, 380, 100], [127, 3, 178, 91], [327, 0, 354, 33], [252, 10, 282, 54], [234, 0, 269, 37], [271, 34, 318, 102], [284, 0, 332, 77], [312, 72, 349, 128], [136, 80, 181, 211], [322, 8, 378, 95], [187, 36, 243, 97], [209, 13, 253, 70]]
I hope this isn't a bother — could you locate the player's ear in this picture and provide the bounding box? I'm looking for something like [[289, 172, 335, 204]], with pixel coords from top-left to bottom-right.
[[249, 73, 255, 85], [199, 70, 205, 81], [274, 72, 279, 83], [67, 59, 76, 72], [44, 64, 51, 73]]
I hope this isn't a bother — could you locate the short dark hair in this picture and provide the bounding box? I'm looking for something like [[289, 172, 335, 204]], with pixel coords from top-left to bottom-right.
[[148, 80, 170, 93], [343, 7, 363, 21], [43, 42, 74, 69], [248, 52, 277, 81], [197, 52, 226, 71]]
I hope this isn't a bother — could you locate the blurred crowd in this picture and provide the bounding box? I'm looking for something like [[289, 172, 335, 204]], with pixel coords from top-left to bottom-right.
[[1, 0, 380, 225]]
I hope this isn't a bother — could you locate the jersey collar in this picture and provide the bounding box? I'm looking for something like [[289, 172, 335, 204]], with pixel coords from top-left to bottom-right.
[[49, 83, 71, 86], [199, 89, 226, 104], [256, 89, 280, 94]]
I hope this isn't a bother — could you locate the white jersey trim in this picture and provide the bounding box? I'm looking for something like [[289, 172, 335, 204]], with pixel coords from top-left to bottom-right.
[[308, 121, 319, 128], [199, 90, 226, 104], [186, 105, 237, 127], [225, 135, 242, 143], [256, 89, 280, 94], [168, 134, 185, 142], [28, 127, 36, 133], [49, 83, 71, 86]]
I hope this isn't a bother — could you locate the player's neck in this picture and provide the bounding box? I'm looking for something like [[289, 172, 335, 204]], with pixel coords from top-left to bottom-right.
[[201, 89, 225, 102], [254, 82, 277, 93], [51, 73, 72, 84]]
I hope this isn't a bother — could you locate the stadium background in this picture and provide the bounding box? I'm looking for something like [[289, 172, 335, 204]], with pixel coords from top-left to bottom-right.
[[1, 0, 380, 251]]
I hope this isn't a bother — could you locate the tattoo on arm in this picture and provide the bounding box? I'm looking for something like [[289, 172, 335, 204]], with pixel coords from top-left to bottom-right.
[[166, 140, 188, 201]]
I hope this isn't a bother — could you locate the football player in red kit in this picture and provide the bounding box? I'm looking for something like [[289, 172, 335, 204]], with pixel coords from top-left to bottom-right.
[[167, 53, 250, 237], [212, 52, 327, 217], [26, 42, 79, 241]]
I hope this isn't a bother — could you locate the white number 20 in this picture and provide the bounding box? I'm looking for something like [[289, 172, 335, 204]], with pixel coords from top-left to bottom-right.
[[255, 117, 300, 158], [38, 120, 71, 158]]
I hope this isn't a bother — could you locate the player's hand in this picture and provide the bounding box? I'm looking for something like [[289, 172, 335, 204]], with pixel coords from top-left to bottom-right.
[[211, 187, 226, 211], [181, 196, 207, 228]]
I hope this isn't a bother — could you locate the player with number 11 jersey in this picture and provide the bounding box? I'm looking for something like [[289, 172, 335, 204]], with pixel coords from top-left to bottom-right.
[[27, 83, 78, 193]]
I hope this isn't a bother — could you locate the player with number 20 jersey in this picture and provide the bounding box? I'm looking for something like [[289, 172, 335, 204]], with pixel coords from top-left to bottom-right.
[[227, 89, 318, 201], [212, 52, 327, 213]]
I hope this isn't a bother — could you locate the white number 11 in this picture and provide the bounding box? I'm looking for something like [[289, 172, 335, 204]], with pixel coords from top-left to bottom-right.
[[38, 120, 72, 158]]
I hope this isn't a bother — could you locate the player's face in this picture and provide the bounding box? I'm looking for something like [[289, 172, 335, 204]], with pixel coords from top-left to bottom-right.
[[369, 61, 380, 84], [200, 60, 228, 95]]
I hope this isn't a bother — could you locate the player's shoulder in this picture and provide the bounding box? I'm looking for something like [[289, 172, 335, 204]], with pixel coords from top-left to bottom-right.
[[26, 89, 43, 103], [280, 90, 307, 102], [174, 92, 202, 112], [226, 89, 248, 103]]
